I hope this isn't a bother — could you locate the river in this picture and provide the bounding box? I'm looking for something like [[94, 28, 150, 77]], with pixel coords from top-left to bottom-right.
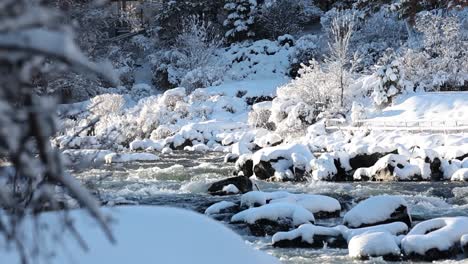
[[71, 151, 468, 263]]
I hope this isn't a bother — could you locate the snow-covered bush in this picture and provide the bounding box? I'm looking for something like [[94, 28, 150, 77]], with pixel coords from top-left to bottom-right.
[[224, 0, 259, 42], [248, 102, 275, 130], [89, 94, 126, 117]]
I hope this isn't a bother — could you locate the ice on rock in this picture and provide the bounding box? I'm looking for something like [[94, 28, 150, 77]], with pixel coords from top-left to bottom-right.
[[451, 168, 468, 181], [401, 217, 468, 260], [231, 203, 315, 227], [343, 195, 411, 228], [104, 152, 160, 163], [348, 231, 401, 260], [205, 201, 238, 215], [240, 191, 291, 208]]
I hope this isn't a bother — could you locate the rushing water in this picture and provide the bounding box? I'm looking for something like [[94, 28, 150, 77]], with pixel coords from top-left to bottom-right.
[[71, 151, 468, 264]]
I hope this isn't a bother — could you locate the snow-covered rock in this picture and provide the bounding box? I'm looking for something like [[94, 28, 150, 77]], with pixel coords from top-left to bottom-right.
[[462, 234, 468, 255], [231, 203, 315, 236], [340, 222, 409, 241], [353, 154, 422, 181], [272, 224, 346, 248], [239, 191, 341, 218], [205, 201, 239, 216], [451, 168, 468, 181], [0, 206, 280, 264], [401, 217, 468, 261], [208, 176, 252, 196], [348, 231, 401, 260], [104, 152, 160, 163], [129, 139, 165, 151], [251, 144, 314, 182], [343, 195, 411, 228]]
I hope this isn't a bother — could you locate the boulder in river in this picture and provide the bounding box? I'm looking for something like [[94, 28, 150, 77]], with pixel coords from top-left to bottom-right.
[[348, 231, 401, 261], [231, 203, 315, 236], [253, 160, 276, 180], [343, 195, 412, 228], [462, 234, 468, 256], [401, 217, 468, 261], [208, 176, 252, 196]]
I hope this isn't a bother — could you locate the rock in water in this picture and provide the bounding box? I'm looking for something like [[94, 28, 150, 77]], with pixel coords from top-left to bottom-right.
[[401, 217, 468, 261], [253, 160, 275, 180], [348, 231, 401, 261], [343, 195, 412, 228], [231, 203, 315, 236], [208, 176, 252, 196]]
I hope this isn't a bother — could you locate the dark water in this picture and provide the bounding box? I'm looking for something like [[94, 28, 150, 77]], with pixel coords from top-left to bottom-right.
[[71, 151, 468, 264]]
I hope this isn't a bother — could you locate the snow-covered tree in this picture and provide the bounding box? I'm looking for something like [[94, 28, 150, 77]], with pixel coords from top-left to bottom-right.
[[372, 60, 403, 107], [0, 0, 115, 260], [256, 0, 303, 39], [327, 10, 355, 107], [224, 0, 260, 42], [397, 11, 467, 91], [152, 15, 225, 90]]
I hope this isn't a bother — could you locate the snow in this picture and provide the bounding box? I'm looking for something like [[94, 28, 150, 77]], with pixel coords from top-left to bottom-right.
[[0, 206, 280, 264], [401, 217, 468, 256], [367, 92, 468, 126], [451, 168, 468, 181], [205, 201, 238, 215], [343, 195, 409, 228], [62, 149, 113, 164], [252, 144, 314, 171], [222, 184, 240, 194], [269, 194, 341, 214], [240, 191, 340, 215], [231, 202, 315, 226], [348, 231, 400, 259], [104, 152, 160, 163], [129, 139, 165, 151], [272, 224, 341, 245], [339, 222, 409, 241]]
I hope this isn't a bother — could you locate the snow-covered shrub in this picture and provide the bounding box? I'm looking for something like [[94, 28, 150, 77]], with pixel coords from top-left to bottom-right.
[[248, 102, 275, 130], [224, 0, 259, 42], [89, 94, 126, 116]]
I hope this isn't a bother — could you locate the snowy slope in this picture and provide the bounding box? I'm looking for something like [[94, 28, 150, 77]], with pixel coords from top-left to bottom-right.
[[368, 92, 468, 125]]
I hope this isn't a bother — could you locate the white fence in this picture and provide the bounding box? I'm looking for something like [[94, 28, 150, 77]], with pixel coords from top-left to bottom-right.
[[325, 118, 468, 133]]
